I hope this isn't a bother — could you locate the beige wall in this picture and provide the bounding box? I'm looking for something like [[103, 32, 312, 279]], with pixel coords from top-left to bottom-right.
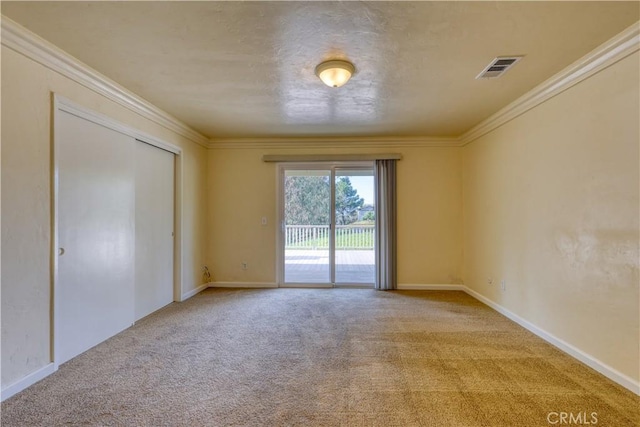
[[462, 52, 639, 382], [207, 146, 463, 285], [1, 46, 208, 387]]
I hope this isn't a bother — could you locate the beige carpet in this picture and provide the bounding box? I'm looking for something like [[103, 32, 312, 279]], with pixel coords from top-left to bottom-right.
[[2, 289, 638, 426]]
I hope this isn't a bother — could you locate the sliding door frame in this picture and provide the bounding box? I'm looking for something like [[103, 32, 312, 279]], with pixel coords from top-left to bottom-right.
[[276, 161, 374, 287]]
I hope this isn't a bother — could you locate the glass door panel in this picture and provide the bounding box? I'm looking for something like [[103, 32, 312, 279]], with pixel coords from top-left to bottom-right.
[[284, 169, 331, 283], [335, 169, 375, 284]]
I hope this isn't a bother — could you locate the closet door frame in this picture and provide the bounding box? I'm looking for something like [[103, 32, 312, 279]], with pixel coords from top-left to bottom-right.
[[51, 95, 183, 369]]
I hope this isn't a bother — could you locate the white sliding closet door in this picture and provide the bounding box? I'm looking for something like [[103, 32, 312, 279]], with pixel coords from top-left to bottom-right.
[[57, 111, 135, 364], [134, 141, 174, 320]]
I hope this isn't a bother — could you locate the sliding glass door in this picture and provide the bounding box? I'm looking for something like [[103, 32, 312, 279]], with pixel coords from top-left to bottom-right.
[[283, 169, 331, 283], [281, 164, 375, 286], [335, 169, 375, 284]]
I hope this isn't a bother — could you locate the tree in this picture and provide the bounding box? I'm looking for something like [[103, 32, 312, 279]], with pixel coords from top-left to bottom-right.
[[284, 175, 330, 225], [363, 211, 375, 221], [285, 175, 365, 226], [335, 177, 364, 225]]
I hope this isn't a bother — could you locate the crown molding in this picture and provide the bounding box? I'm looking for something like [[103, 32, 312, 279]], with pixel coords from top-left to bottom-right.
[[1, 15, 210, 148], [208, 136, 462, 149], [459, 21, 640, 146]]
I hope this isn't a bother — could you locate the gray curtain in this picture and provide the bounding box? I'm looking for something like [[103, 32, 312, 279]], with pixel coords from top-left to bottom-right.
[[374, 159, 397, 290]]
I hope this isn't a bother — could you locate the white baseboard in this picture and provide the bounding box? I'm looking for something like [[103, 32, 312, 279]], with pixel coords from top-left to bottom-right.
[[1, 363, 56, 402], [209, 282, 278, 288], [180, 283, 209, 301], [462, 286, 640, 396], [398, 284, 465, 291]]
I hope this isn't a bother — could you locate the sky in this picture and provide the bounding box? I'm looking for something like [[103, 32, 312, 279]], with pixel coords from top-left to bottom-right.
[[349, 176, 374, 205]]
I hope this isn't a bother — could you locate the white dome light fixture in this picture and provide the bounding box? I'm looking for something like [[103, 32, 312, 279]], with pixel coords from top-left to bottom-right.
[[315, 60, 355, 88]]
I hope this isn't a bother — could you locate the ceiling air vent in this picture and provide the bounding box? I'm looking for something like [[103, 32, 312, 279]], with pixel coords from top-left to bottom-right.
[[476, 56, 523, 79]]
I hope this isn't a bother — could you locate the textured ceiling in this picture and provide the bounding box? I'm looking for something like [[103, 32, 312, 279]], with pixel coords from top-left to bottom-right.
[[2, 1, 638, 139]]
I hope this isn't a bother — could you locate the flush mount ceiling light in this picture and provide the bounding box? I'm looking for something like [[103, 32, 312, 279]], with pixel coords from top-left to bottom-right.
[[315, 60, 355, 88]]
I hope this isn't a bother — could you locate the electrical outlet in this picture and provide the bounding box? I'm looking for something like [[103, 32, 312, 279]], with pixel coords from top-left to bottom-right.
[[261, 216, 267, 226], [500, 280, 506, 291], [241, 262, 248, 270]]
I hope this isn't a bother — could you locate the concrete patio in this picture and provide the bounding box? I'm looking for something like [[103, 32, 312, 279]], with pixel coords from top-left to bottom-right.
[[285, 249, 375, 284]]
